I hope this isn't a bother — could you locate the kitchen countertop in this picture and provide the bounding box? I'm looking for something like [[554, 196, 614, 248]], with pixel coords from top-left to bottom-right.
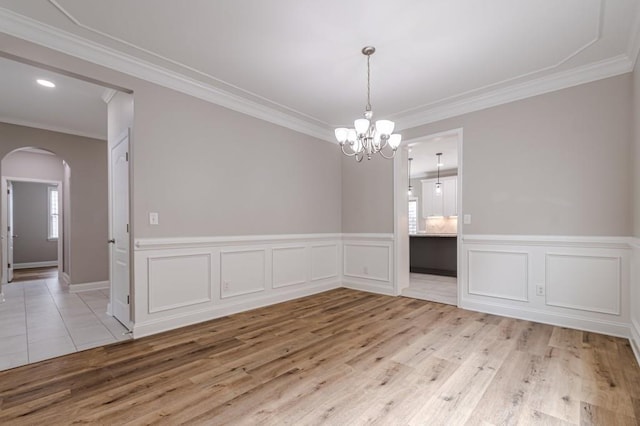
[[409, 233, 457, 238]]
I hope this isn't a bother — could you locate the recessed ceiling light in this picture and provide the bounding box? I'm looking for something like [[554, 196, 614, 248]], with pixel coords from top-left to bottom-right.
[[36, 79, 55, 88]]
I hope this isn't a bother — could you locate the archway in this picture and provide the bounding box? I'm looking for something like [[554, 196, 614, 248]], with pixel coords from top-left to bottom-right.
[[1, 147, 68, 291]]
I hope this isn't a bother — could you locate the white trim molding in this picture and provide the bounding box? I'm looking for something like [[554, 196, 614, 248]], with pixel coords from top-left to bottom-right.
[[0, 7, 332, 142], [68, 280, 109, 293], [461, 234, 632, 338], [1, 4, 638, 140]]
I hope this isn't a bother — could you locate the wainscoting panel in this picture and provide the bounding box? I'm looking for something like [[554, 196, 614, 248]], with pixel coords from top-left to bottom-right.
[[272, 246, 307, 288], [133, 234, 342, 338], [148, 253, 211, 313], [467, 250, 528, 302], [311, 244, 338, 281], [630, 239, 640, 365], [220, 249, 266, 299], [342, 234, 395, 295], [546, 253, 621, 315], [344, 244, 390, 282], [461, 235, 631, 337]]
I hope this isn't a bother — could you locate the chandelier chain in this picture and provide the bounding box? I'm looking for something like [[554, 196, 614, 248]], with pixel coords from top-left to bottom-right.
[[366, 54, 371, 112]]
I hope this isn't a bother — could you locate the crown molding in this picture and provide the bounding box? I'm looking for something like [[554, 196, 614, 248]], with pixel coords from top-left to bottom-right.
[[0, 117, 105, 140], [394, 54, 633, 131], [0, 7, 334, 143], [0, 6, 637, 141]]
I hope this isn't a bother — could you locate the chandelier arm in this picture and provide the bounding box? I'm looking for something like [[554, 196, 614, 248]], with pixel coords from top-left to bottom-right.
[[378, 149, 396, 160], [340, 144, 357, 157], [355, 151, 365, 162]]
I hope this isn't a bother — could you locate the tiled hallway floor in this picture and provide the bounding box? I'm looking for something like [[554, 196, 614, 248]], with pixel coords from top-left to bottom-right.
[[401, 273, 458, 306], [0, 278, 131, 370]]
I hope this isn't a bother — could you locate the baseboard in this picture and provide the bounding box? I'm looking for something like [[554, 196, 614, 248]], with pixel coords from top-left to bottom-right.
[[133, 280, 340, 338], [460, 298, 630, 338], [68, 280, 109, 293], [342, 280, 396, 296], [13, 261, 57, 269], [631, 319, 640, 367], [60, 272, 70, 285]]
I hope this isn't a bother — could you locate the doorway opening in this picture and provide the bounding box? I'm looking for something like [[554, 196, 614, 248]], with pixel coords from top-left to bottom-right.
[[393, 128, 463, 306], [0, 54, 133, 369], [1, 149, 65, 287]]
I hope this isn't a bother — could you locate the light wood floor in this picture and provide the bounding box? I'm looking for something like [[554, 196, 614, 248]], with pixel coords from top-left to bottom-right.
[[0, 288, 638, 425], [11, 266, 58, 283]]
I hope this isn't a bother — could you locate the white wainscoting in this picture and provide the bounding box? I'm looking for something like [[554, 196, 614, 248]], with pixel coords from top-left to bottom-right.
[[133, 234, 341, 338], [342, 234, 395, 296], [630, 238, 640, 365], [462, 235, 631, 337]]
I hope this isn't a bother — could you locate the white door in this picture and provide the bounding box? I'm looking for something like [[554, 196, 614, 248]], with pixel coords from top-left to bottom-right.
[[7, 181, 13, 283], [111, 132, 130, 327]]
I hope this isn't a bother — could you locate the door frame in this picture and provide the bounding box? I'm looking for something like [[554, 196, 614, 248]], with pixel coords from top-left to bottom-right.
[[392, 128, 464, 302], [1, 176, 63, 284]]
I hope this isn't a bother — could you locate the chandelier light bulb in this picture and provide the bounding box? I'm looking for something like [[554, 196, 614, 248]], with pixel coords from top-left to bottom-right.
[[375, 120, 394, 136], [389, 134, 402, 149], [354, 119, 370, 135], [335, 128, 348, 144]]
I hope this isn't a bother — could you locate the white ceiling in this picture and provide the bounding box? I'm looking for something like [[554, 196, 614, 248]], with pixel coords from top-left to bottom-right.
[[409, 135, 458, 178], [0, 56, 107, 139], [0, 0, 638, 141]]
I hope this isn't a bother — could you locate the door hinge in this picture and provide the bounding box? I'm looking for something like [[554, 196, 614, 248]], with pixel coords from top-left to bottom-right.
[[127, 295, 130, 304], [126, 152, 129, 162], [7, 263, 10, 268], [126, 224, 129, 233]]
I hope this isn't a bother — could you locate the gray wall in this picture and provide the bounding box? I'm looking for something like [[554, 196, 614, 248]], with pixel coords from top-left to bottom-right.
[[133, 85, 342, 237], [634, 62, 640, 239], [0, 34, 342, 241], [400, 74, 632, 236], [12, 181, 57, 264], [342, 155, 393, 233], [3, 150, 64, 181], [0, 123, 108, 284]]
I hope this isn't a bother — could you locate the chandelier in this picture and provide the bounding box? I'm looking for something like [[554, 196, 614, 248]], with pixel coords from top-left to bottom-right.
[[335, 46, 402, 161]]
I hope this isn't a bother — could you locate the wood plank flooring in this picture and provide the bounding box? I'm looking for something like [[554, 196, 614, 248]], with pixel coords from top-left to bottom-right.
[[10, 267, 58, 283], [0, 288, 638, 425]]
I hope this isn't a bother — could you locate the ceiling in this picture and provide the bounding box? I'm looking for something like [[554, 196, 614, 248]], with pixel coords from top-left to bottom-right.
[[409, 135, 458, 178], [0, 55, 107, 139], [0, 0, 638, 141]]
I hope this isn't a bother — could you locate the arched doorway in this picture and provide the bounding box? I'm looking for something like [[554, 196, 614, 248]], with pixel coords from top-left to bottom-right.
[[1, 147, 68, 289]]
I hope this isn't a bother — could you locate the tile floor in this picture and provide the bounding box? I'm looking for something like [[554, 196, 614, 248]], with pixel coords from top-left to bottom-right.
[[0, 277, 131, 371], [402, 273, 458, 306]]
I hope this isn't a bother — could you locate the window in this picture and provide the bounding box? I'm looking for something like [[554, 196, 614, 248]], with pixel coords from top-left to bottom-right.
[[408, 198, 418, 234], [48, 186, 59, 240]]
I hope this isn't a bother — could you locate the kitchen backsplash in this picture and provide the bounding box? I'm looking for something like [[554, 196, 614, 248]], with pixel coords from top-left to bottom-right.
[[424, 216, 458, 234]]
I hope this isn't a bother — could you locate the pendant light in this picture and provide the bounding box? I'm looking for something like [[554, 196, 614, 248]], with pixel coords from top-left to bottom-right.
[[408, 157, 413, 195], [435, 153, 443, 194]]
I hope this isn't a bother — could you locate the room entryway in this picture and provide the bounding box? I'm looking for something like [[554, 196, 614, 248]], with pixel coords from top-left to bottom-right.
[[394, 129, 463, 306]]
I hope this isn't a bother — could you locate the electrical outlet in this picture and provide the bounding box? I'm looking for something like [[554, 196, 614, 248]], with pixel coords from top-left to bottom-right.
[[536, 285, 545, 296], [223, 281, 230, 291], [149, 212, 159, 225]]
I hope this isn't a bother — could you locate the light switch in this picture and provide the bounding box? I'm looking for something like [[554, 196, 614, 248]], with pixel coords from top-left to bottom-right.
[[463, 214, 471, 225], [149, 212, 159, 225]]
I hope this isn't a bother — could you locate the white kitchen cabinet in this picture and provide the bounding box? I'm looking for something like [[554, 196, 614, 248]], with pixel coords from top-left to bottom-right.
[[421, 176, 457, 218]]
